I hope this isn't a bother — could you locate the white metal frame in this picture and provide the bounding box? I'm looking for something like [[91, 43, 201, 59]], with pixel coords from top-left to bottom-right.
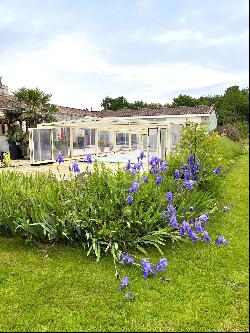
[[29, 115, 203, 164]]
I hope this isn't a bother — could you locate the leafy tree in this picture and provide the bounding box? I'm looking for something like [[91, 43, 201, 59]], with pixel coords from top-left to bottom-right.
[[217, 86, 249, 125], [3, 87, 58, 150], [101, 96, 129, 111], [13, 87, 58, 130], [172, 94, 198, 107]]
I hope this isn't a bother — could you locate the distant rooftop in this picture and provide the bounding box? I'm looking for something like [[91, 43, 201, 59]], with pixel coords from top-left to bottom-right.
[[0, 94, 215, 121]]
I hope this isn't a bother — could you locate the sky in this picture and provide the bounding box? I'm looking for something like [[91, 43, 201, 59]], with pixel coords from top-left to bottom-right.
[[0, 0, 249, 110]]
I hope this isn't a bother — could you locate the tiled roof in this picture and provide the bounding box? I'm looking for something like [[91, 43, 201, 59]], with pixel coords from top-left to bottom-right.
[[0, 94, 215, 121], [0, 95, 24, 110], [56, 104, 215, 119], [96, 105, 215, 118]]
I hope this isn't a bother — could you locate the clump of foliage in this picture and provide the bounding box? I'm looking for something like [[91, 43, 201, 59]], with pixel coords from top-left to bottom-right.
[[0, 126, 243, 263], [3, 87, 58, 147]]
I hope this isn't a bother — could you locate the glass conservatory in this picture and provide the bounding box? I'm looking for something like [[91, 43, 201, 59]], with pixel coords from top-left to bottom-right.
[[28, 116, 185, 165]]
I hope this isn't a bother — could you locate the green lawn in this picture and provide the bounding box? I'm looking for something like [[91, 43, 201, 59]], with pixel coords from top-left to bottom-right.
[[0, 154, 249, 332]]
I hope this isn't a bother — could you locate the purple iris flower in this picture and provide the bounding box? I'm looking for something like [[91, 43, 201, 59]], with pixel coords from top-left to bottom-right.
[[188, 229, 198, 242], [125, 160, 131, 171], [195, 221, 204, 232], [160, 162, 168, 172], [199, 213, 208, 225], [130, 182, 140, 193], [156, 174, 163, 185], [184, 171, 191, 181], [126, 195, 134, 205], [120, 253, 134, 266], [85, 154, 93, 164], [72, 161, 80, 173], [141, 259, 157, 279], [167, 205, 177, 214], [166, 191, 173, 202], [142, 176, 149, 183], [201, 231, 211, 243], [133, 162, 144, 171], [215, 236, 228, 245], [118, 276, 130, 290], [162, 211, 171, 218], [213, 167, 222, 175], [169, 215, 179, 228], [156, 258, 168, 271], [174, 169, 181, 179], [150, 166, 158, 174], [180, 220, 191, 236], [183, 180, 195, 190], [56, 151, 64, 164], [189, 207, 195, 212], [188, 154, 195, 165], [139, 151, 146, 160], [125, 292, 133, 297]]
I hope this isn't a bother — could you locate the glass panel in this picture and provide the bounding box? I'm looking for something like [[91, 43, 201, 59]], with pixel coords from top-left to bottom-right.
[[40, 129, 52, 161], [148, 128, 158, 160], [142, 134, 147, 151], [116, 133, 129, 151], [131, 134, 140, 150], [160, 128, 166, 160], [53, 127, 70, 158], [99, 131, 111, 153], [33, 129, 40, 161]]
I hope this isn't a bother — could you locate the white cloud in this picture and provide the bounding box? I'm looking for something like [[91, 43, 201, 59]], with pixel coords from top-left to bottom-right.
[[0, 3, 16, 26], [1, 32, 248, 109], [153, 29, 249, 46]]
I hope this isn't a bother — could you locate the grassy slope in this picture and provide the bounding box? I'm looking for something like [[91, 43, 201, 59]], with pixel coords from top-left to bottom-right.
[[0, 154, 249, 332]]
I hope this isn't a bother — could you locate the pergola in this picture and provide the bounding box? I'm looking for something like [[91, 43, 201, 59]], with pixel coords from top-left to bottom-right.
[[28, 115, 198, 165]]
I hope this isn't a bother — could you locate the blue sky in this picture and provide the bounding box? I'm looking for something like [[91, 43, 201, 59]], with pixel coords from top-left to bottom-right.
[[0, 0, 248, 109]]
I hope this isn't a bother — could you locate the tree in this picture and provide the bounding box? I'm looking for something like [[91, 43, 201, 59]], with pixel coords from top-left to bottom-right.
[[171, 94, 198, 107], [13, 87, 58, 130], [101, 96, 129, 111], [217, 86, 249, 125], [3, 87, 58, 154]]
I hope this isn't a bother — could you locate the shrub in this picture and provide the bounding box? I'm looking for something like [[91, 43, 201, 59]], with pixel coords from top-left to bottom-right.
[[216, 123, 241, 142], [0, 124, 243, 263]]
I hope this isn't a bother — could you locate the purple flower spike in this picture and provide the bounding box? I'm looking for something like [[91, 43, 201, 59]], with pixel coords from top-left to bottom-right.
[[166, 191, 173, 202], [174, 169, 181, 179], [139, 151, 146, 160], [126, 195, 134, 205], [156, 174, 162, 185], [142, 176, 149, 183], [156, 258, 168, 271], [72, 161, 80, 173], [56, 151, 64, 164], [201, 231, 211, 243], [85, 154, 93, 164], [213, 167, 222, 175], [130, 182, 140, 193], [118, 276, 130, 290], [215, 236, 228, 245]]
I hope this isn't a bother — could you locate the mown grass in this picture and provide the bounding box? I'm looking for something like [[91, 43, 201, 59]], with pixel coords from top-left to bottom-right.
[[0, 154, 249, 332]]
